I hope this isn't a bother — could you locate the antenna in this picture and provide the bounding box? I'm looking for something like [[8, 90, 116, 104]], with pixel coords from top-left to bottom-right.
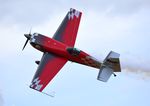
[[41, 91, 55, 97]]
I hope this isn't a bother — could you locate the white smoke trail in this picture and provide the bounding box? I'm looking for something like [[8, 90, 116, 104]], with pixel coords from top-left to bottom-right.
[[122, 65, 150, 79], [121, 55, 150, 79]]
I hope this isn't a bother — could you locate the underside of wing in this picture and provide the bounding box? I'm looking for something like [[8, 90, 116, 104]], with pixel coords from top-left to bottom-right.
[[30, 52, 67, 92], [53, 8, 82, 47]]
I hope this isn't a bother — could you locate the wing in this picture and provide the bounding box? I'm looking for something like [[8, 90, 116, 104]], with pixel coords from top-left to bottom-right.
[[30, 52, 67, 92], [53, 8, 82, 47]]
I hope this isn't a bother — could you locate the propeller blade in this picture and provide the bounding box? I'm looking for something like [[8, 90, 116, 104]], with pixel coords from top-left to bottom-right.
[[29, 27, 32, 36], [22, 39, 29, 51], [22, 27, 32, 51]]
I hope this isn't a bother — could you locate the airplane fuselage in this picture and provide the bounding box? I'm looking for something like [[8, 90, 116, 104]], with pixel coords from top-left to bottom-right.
[[30, 33, 101, 69], [22, 8, 121, 93]]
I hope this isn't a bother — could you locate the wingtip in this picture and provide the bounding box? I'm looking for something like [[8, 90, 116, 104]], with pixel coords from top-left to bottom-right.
[[70, 8, 82, 14]]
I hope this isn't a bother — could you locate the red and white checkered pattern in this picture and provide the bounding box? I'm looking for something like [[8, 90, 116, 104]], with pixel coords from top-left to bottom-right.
[[81, 56, 99, 68]]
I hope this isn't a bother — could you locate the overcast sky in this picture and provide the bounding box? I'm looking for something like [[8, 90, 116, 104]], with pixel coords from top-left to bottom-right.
[[0, 0, 150, 106]]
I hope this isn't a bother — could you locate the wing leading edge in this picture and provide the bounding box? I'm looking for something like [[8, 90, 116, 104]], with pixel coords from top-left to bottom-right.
[[53, 8, 82, 47], [30, 52, 67, 92]]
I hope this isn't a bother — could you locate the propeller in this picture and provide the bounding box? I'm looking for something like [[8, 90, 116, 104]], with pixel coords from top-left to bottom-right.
[[22, 28, 32, 51]]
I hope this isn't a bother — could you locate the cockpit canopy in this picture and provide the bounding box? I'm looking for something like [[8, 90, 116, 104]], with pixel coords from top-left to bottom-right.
[[67, 47, 81, 56]]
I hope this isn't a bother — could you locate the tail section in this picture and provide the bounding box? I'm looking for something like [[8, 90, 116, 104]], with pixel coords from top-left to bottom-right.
[[97, 51, 121, 82]]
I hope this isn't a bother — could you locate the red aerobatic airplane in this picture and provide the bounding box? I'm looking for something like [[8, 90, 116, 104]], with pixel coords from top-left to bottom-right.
[[23, 8, 121, 93]]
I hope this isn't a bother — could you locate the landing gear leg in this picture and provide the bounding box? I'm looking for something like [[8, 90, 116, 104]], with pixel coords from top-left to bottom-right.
[[113, 73, 117, 77]]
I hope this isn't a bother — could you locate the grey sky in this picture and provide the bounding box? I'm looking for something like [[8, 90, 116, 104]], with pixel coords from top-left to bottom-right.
[[0, 93, 3, 106], [1, 0, 150, 26]]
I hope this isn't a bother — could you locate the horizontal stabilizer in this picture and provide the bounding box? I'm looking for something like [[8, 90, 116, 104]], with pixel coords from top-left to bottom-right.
[[97, 51, 121, 82], [97, 66, 113, 82]]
